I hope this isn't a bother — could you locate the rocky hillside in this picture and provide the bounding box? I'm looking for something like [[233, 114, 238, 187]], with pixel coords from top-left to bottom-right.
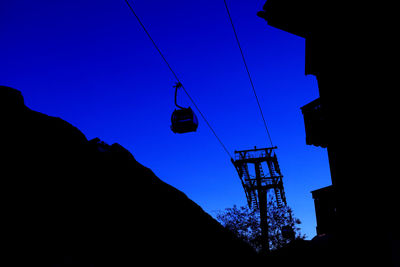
[[1, 86, 258, 266]]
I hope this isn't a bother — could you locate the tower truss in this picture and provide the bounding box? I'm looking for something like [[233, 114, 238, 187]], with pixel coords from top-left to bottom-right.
[[232, 146, 289, 252]]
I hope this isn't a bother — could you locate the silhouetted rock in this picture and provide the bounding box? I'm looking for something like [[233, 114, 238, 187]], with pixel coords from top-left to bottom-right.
[[1, 86, 258, 266]]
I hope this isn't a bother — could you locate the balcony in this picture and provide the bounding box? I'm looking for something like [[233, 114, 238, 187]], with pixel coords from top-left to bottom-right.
[[301, 98, 327, 148]]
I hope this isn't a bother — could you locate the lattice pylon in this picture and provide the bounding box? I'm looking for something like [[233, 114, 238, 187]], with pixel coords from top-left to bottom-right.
[[232, 146, 288, 253]]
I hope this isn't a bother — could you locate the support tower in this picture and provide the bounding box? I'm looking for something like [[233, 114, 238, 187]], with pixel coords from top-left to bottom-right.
[[232, 146, 288, 253]]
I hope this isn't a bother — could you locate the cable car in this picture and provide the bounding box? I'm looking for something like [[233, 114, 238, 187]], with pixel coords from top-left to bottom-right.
[[170, 82, 199, 134]]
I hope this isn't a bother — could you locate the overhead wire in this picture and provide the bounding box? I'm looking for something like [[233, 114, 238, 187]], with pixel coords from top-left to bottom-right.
[[124, 0, 233, 159], [223, 0, 274, 148]]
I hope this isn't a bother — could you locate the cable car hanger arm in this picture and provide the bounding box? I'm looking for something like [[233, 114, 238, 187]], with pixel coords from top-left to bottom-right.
[[174, 82, 185, 109]]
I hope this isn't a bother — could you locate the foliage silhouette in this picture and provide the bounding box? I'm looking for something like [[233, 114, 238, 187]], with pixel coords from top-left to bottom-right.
[[216, 198, 305, 251]]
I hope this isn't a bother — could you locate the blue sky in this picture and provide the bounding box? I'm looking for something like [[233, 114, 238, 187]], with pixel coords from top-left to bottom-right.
[[1, 0, 332, 239]]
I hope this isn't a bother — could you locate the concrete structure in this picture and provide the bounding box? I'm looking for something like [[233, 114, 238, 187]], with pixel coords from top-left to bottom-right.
[[257, 1, 399, 265]]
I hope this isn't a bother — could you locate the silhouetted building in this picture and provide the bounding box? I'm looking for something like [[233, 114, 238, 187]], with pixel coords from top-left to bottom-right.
[[311, 185, 336, 236], [258, 0, 399, 266], [301, 98, 337, 237], [300, 98, 327, 148]]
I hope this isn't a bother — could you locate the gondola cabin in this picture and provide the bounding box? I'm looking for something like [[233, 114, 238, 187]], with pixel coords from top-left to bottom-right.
[[171, 107, 198, 133]]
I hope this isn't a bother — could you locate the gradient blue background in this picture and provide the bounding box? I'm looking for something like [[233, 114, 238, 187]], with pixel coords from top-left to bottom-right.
[[1, 0, 331, 239]]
